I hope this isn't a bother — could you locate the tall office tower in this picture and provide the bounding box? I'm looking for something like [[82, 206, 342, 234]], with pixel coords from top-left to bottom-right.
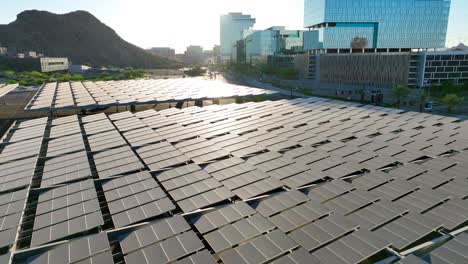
[[220, 13, 256, 61], [304, 0, 451, 49]]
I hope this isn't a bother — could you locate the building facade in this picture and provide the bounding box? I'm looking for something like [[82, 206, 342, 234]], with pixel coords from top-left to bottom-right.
[[304, 0, 451, 50], [40, 57, 69, 72], [220, 13, 256, 61], [411, 51, 468, 87], [242, 27, 304, 64], [299, 50, 468, 89], [0, 47, 7, 56], [148, 47, 176, 60], [183, 45, 204, 65], [24, 51, 37, 58]]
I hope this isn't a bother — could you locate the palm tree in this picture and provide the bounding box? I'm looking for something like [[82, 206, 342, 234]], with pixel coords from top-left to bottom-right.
[[440, 93, 463, 113], [392, 85, 410, 109]]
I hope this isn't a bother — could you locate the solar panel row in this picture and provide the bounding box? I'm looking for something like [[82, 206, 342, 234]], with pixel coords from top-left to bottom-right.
[[0, 97, 467, 264], [0, 84, 19, 98], [24, 79, 275, 111]]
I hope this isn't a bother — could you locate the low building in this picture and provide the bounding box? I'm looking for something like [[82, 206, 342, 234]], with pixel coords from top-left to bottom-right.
[[148, 47, 176, 60], [299, 50, 468, 88], [0, 47, 7, 56], [295, 50, 468, 103], [69, 64, 92, 74], [25, 51, 37, 58], [411, 51, 468, 87], [267, 55, 295, 69], [212, 45, 221, 64], [183, 45, 204, 65], [40, 57, 69, 72]]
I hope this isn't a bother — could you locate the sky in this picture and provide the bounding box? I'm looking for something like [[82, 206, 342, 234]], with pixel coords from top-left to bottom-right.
[[1, 0, 467, 53]]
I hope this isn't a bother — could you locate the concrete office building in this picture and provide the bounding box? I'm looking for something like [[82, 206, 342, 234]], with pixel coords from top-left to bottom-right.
[[148, 47, 176, 60], [40, 57, 69, 72], [303, 0, 450, 50], [220, 13, 256, 62], [410, 50, 468, 87], [296, 49, 468, 103]]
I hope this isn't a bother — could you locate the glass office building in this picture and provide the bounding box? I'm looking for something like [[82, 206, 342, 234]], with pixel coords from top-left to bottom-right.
[[304, 0, 451, 49], [244, 29, 279, 58], [243, 27, 304, 61], [220, 13, 256, 59]]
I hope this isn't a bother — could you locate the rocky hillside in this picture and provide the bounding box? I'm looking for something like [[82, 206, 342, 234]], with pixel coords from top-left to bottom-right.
[[0, 10, 179, 68]]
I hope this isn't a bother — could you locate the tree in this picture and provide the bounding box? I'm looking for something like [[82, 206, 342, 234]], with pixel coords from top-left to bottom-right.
[[441, 80, 457, 95], [440, 93, 463, 113], [392, 85, 410, 108]]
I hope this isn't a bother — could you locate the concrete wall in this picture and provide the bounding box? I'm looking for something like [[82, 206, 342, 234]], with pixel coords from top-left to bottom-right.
[[318, 53, 411, 86], [294, 53, 309, 79]]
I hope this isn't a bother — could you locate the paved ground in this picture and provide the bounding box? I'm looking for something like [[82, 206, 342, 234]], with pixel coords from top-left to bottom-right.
[[0, 88, 48, 137], [221, 73, 304, 98]]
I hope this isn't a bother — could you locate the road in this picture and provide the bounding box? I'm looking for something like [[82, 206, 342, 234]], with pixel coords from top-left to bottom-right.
[[222, 72, 468, 120], [221, 72, 308, 98]]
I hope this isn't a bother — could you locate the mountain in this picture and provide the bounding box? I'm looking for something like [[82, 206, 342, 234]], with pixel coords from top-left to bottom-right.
[[450, 43, 468, 51], [0, 10, 179, 68]]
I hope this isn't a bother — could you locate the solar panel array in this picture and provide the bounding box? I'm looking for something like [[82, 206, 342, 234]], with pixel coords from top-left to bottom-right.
[[1, 97, 468, 264], [0, 84, 19, 98], [24, 79, 275, 111]]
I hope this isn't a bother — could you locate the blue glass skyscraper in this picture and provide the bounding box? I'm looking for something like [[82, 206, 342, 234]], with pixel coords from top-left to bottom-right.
[[304, 0, 451, 49]]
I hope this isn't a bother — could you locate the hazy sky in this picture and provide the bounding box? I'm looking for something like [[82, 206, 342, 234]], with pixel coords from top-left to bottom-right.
[[1, 0, 467, 53]]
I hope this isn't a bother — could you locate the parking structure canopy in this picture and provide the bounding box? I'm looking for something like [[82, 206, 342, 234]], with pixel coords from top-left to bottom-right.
[[1, 97, 468, 264], [24, 79, 276, 111]]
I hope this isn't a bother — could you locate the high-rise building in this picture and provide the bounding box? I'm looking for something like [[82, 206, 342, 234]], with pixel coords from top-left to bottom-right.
[[295, 0, 455, 103], [304, 0, 451, 50], [220, 13, 256, 61]]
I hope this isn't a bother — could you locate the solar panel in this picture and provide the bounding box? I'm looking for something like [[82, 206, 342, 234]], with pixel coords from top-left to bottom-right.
[[40, 156, 92, 187], [288, 213, 359, 252], [218, 229, 299, 264], [102, 171, 175, 228], [312, 229, 390, 264], [0, 97, 467, 263], [372, 212, 443, 251], [20, 232, 112, 264], [30, 210, 103, 247], [25, 79, 275, 111], [425, 232, 468, 264], [0, 188, 28, 248]]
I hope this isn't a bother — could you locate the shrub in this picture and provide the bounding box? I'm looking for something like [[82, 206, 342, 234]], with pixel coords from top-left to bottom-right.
[[440, 93, 463, 112]]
